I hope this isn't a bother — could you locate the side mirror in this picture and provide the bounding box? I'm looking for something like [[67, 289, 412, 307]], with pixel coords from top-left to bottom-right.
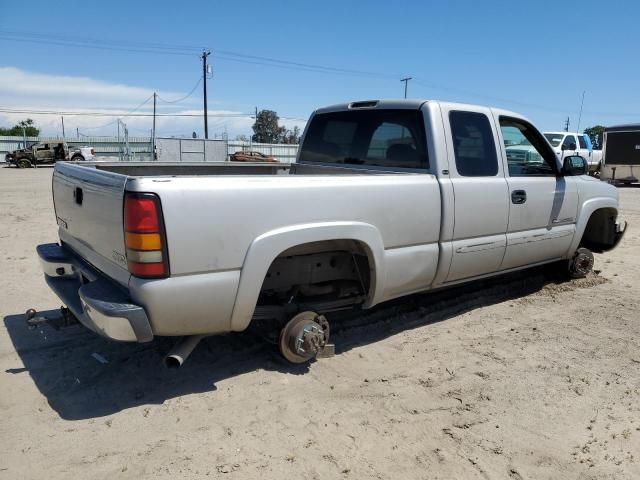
[[562, 155, 588, 176]]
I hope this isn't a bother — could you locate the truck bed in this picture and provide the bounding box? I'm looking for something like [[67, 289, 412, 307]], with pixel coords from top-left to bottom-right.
[[82, 161, 410, 177]]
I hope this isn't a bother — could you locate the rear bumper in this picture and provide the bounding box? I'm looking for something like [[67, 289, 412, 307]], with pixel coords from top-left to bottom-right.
[[37, 243, 153, 342]]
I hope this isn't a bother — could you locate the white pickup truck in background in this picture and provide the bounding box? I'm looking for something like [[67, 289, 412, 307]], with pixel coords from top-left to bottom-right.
[[69, 145, 96, 162], [543, 132, 603, 173], [36, 99, 626, 367], [505, 131, 602, 174]]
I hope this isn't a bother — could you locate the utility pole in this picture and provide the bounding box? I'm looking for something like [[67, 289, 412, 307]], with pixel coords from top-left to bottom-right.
[[201, 50, 211, 139], [576, 90, 585, 133], [61, 116, 65, 138], [117, 119, 121, 161], [401, 77, 412, 99], [76, 127, 79, 139], [564, 117, 570, 132], [152, 92, 157, 160]]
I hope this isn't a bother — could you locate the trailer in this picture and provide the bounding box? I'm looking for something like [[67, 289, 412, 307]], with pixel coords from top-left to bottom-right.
[[600, 124, 640, 184]]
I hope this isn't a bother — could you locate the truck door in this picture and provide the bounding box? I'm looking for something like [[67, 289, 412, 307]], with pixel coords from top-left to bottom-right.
[[560, 134, 578, 161], [577, 134, 592, 164], [496, 116, 579, 269], [34, 143, 49, 162], [441, 106, 509, 282]]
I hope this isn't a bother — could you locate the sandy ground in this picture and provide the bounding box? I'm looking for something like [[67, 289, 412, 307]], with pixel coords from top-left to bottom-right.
[[0, 166, 638, 480]]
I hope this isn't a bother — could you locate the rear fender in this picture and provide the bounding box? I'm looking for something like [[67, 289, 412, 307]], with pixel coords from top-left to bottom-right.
[[229, 221, 385, 332]]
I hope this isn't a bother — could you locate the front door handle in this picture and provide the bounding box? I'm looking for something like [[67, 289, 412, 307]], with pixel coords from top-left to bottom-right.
[[511, 189, 527, 204]]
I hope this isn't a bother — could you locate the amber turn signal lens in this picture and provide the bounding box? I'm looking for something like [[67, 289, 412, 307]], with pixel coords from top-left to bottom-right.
[[125, 232, 161, 251]]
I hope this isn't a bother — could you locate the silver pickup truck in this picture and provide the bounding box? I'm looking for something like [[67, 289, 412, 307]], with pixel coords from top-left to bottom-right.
[[37, 99, 626, 366]]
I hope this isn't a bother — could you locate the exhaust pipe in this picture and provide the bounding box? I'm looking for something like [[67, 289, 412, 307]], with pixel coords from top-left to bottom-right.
[[164, 335, 206, 368]]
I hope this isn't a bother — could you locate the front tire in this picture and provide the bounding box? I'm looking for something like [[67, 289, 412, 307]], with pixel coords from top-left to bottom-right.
[[71, 155, 84, 162], [17, 158, 32, 168]]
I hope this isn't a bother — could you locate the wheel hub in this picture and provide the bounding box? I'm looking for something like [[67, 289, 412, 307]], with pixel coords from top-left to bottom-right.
[[279, 311, 330, 364], [570, 248, 594, 278]]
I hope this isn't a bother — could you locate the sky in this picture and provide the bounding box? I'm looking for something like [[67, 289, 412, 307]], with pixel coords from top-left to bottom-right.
[[1, 0, 639, 138]]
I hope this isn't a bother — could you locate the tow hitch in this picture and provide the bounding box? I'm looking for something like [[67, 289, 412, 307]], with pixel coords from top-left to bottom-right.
[[25, 306, 79, 330]]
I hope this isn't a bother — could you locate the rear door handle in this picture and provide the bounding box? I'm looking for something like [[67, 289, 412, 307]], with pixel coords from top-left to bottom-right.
[[511, 190, 527, 204]]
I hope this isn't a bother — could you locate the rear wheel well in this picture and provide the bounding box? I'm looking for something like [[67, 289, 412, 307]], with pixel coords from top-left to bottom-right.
[[580, 207, 618, 253], [256, 239, 373, 313]]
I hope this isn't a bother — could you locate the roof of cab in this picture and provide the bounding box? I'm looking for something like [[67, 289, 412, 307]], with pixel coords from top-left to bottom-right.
[[315, 99, 428, 114], [313, 99, 534, 127]]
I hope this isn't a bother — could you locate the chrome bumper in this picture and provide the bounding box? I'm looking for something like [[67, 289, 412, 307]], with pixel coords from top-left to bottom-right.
[[37, 243, 153, 342]]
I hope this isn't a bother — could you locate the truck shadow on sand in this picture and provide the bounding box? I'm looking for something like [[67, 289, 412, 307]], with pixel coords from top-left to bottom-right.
[[4, 264, 601, 421]]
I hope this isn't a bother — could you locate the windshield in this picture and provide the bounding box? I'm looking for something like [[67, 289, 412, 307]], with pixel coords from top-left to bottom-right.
[[299, 109, 429, 169], [544, 133, 564, 147]]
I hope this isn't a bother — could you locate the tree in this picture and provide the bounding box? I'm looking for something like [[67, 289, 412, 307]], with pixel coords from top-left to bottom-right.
[[0, 118, 40, 136], [281, 126, 301, 145], [584, 125, 605, 150], [235, 134, 249, 142], [252, 110, 285, 143]]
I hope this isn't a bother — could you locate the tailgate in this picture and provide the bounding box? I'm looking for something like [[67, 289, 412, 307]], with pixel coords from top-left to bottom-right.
[[52, 162, 130, 286]]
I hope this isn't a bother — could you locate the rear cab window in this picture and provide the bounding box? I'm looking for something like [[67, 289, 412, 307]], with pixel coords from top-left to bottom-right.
[[299, 109, 429, 170]]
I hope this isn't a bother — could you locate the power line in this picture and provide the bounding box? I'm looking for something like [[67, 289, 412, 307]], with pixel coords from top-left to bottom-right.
[[0, 29, 204, 51], [157, 77, 202, 103], [66, 95, 154, 130], [0, 108, 251, 117], [5, 30, 636, 118]]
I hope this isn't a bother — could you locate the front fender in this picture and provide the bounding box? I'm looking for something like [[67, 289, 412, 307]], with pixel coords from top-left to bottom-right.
[[229, 221, 386, 332], [569, 196, 620, 254]]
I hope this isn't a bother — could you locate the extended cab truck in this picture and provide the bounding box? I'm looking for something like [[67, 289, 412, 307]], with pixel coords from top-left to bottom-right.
[[37, 100, 627, 366]]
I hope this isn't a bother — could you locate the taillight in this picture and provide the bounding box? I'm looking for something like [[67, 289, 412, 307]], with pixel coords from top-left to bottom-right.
[[124, 192, 169, 278]]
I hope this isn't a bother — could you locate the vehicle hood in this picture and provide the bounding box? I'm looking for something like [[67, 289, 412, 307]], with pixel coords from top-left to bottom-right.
[[577, 175, 619, 202]]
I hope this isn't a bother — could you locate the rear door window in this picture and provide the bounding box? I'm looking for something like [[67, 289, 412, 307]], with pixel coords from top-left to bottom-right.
[[449, 111, 498, 176], [578, 135, 588, 149]]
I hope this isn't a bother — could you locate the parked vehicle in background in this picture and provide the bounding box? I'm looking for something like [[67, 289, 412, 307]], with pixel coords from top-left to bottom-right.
[[5, 141, 95, 167], [6, 141, 68, 167], [600, 124, 640, 184], [37, 99, 626, 368], [69, 146, 96, 162], [543, 132, 603, 174], [230, 150, 278, 162]]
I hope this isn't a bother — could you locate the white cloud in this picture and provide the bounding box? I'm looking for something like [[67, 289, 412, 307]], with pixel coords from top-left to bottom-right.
[[0, 67, 310, 138]]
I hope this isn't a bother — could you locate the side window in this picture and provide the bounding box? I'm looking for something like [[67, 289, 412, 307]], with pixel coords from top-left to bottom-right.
[[578, 135, 588, 149], [562, 135, 577, 150], [500, 118, 556, 176], [449, 111, 498, 176]]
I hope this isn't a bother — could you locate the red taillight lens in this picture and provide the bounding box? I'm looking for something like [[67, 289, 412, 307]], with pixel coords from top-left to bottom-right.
[[123, 193, 169, 278], [127, 261, 166, 277], [124, 196, 160, 233]]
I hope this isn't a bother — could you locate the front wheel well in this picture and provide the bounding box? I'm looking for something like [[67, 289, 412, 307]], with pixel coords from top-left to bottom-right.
[[580, 207, 619, 253]]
